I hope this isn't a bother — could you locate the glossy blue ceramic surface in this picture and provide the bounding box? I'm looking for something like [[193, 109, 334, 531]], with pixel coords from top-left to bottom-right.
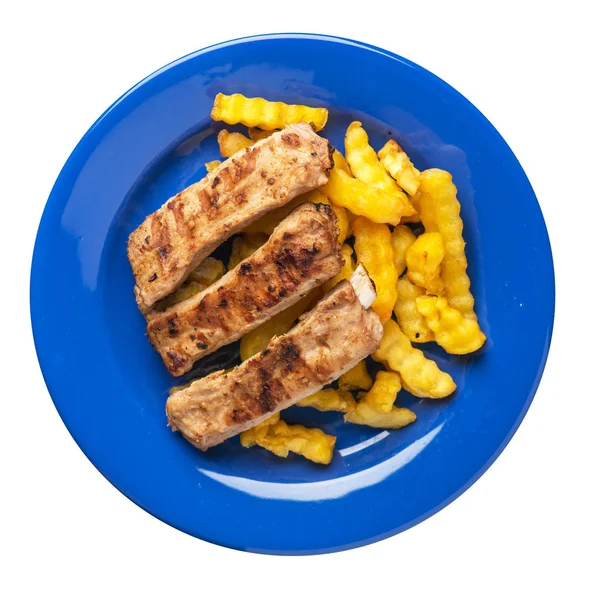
[[30, 34, 554, 555]]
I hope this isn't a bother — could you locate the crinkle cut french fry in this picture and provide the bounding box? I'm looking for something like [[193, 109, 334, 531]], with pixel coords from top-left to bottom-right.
[[345, 402, 416, 429], [394, 275, 434, 343], [240, 413, 336, 464], [338, 360, 373, 391], [352, 217, 398, 322], [248, 127, 276, 141], [239, 293, 315, 361], [405, 232, 445, 294], [373, 320, 456, 399], [361, 370, 401, 413], [332, 149, 352, 175], [217, 129, 254, 157], [378, 139, 421, 196], [186, 257, 226, 286], [391, 225, 417, 277], [415, 169, 477, 320], [297, 388, 356, 412], [205, 160, 222, 173], [345, 372, 416, 429], [153, 258, 226, 312], [323, 244, 355, 293], [322, 168, 414, 225], [227, 233, 268, 270], [344, 122, 415, 212], [416, 295, 486, 354], [211, 93, 328, 131]]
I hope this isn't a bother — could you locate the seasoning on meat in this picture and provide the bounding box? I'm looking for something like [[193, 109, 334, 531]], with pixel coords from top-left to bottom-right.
[[147, 202, 342, 376], [166, 266, 382, 450], [128, 123, 333, 312]]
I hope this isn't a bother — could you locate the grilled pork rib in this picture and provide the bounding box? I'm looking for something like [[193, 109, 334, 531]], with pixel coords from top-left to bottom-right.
[[166, 266, 383, 450], [128, 123, 333, 312], [147, 203, 342, 376]]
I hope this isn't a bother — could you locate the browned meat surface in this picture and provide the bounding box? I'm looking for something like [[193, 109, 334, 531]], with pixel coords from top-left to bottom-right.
[[128, 123, 333, 312], [166, 273, 383, 450], [147, 203, 342, 376]]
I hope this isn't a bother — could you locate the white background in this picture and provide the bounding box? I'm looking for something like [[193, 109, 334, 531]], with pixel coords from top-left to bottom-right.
[[2, 1, 590, 598]]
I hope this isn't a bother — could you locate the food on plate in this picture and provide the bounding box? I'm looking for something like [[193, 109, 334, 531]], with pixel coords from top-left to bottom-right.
[[205, 160, 221, 173], [296, 388, 356, 412], [345, 121, 415, 215], [332, 149, 351, 175], [211, 93, 329, 131], [147, 203, 342, 376], [166, 265, 382, 450], [415, 295, 486, 354], [391, 224, 417, 277], [227, 232, 268, 270], [323, 243, 355, 293], [394, 275, 434, 343], [356, 370, 401, 412], [240, 413, 336, 464], [217, 129, 253, 157], [248, 127, 276, 141], [345, 401, 416, 429], [352, 216, 398, 321], [415, 169, 479, 321], [378, 139, 421, 196], [405, 232, 445, 294], [128, 123, 333, 312], [338, 360, 373, 391], [322, 167, 414, 225], [345, 370, 416, 429], [239, 292, 318, 361], [373, 319, 456, 399], [153, 257, 226, 312]]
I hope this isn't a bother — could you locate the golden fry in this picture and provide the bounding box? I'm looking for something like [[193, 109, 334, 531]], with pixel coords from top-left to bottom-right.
[[239, 293, 316, 361], [394, 275, 434, 343], [227, 233, 268, 270], [186, 257, 226, 286], [373, 320, 456, 399], [352, 217, 398, 321], [154, 257, 226, 311], [361, 371, 401, 412], [333, 149, 352, 175], [344, 122, 416, 216], [378, 139, 421, 196], [416, 295, 486, 354], [344, 122, 409, 197], [297, 388, 356, 412], [211, 93, 328, 131], [322, 168, 414, 225], [415, 169, 477, 320], [323, 244, 355, 293], [248, 127, 276, 141], [241, 413, 336, 464], [217, 129, 254, 157], [391, 224, 417, 277], [205, 160, 221, 173], [338, 360, 373, 391], [405, 232, 445, 294], [345, 402, 416, 429]]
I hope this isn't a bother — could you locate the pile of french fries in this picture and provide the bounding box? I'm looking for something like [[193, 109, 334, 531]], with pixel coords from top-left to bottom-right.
[[194, 93, 487, 464]]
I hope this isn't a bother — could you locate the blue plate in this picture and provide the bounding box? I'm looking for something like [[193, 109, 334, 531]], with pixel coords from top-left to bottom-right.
[[31, 34, 554, 555]]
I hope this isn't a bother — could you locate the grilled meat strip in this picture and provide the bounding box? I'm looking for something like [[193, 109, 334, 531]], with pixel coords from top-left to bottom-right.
[[147, 203, 342, 376], [166, 266, 383, 450], [128, 123, 333, 312]]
